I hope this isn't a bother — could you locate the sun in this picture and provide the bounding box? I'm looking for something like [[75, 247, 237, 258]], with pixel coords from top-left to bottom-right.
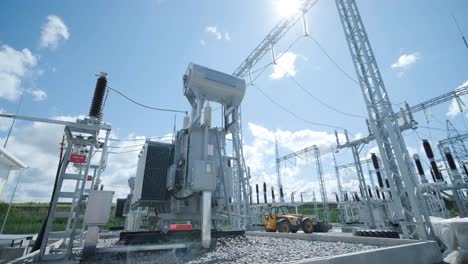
[[275, 0, 302, 18]]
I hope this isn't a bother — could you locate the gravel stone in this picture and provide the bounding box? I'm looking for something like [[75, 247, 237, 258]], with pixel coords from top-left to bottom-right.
[[188, 236, 381, 264], [85, 235, 381, 264]]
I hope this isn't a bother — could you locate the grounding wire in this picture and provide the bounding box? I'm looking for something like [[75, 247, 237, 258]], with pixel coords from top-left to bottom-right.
[[249, 83, 344, 130], [107, 86, 187, 114]]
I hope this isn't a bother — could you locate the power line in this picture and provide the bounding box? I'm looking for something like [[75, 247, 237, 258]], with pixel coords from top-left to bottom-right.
[[105, 135, 173, 142], [278, 64, 366, 119], [306, 35, 360, 86], [107, 86, 188, 114], [108, 149, 142, 154], [248, 35, 306, 79], [250, 83, 343, 130], [108, 144, 145, 149], [451, 13, 468, 49]]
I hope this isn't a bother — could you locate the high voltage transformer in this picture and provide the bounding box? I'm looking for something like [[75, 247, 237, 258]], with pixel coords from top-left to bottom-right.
[[128, 63, 247, 248]]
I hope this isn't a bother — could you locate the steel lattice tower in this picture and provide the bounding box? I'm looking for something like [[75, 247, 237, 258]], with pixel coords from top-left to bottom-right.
[[335, 0, 433, 239]]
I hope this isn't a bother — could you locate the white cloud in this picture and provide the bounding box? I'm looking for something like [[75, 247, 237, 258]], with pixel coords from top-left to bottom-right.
[[447, 80, 468, 118], [0, 116, 174, 202], [244, 122, 348, 202], [200, 39, 206, 46], [205, 26, 222, 40], [270, 51, 297, 80], [29, 89, 47, 101], [40, 15, 70, 50], [205, 25, 230, 41], [0, 45, 38, 101], [391, 53, 419, 69]]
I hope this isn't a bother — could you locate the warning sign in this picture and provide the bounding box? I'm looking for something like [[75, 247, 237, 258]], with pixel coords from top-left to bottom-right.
[[70, 153, 86, 164]]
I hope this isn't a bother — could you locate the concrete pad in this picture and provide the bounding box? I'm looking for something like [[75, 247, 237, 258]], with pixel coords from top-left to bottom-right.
[[247, 232, 442, 264]]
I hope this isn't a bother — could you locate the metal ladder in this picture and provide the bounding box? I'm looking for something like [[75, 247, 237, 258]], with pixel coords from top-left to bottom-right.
[[216, 131, 233, 230], [38, 125, 98, 262]]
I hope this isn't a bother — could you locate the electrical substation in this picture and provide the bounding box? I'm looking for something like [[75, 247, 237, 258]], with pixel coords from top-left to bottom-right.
[[0, 0, 467, 263]]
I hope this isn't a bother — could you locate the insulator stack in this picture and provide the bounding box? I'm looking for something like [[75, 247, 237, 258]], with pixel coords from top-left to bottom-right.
[[280, 187, 284, 200], [256, 184, 259, 204], [382, 191, 386, 200], [263, 182, 267, 204], [444, 147, 464, 183], [354, 193, 360, 202], [335, 193, 339, 202], [375, 186, 381, 199], [271, 187, 275, 203], [385, 179, 390, 188], [249, 187, 253, 205], [430, 169, 437, 182], [89, 73, 108, 121], [413, 154, 428, 183], [371, 153, 384, 188], [301, 13, 309, 36], [203, 104, 212, 128], [422, 140, 443, 181], [300, 193, 304, 203], [444, 148, 458, 171], [344, 192, 349, 201], [367, 185, 373, 198], [463, 164, 468, 179]]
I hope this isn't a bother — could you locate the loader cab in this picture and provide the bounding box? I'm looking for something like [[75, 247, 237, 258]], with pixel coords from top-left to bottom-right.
[[270, 206, 291, 215]]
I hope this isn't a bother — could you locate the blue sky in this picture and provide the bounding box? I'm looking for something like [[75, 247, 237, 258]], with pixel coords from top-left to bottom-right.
[[0, 0, 467, 202]]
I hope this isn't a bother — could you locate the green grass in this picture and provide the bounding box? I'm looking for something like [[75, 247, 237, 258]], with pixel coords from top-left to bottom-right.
[[0, 202, 119, 234]]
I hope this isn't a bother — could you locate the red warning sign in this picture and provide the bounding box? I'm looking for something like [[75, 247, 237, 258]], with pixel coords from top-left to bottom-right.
[[70, 153, 86, 164]]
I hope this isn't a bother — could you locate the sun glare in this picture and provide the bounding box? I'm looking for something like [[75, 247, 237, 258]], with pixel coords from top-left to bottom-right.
[[275, 0, 302, 18]]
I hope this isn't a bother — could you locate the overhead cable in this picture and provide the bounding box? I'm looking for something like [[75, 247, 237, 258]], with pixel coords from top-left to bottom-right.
[[277, 63, 366, 119], [107, 86, 187, 114], [250, 83, 343, 129], [306, 35, 360, 86]]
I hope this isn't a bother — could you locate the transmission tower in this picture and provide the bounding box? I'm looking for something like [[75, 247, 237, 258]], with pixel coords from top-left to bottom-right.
[[335, 0, 433, 240]]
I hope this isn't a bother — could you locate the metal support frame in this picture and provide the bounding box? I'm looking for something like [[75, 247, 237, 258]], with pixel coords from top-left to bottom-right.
[[0, 114, 111, 261], [335, 0, 433, 239], [350, 144, 375, 228], [312, 146, 330, 223]]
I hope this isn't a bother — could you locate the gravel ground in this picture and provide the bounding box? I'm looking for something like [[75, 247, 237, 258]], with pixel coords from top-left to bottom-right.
[[84, 235, 381, 264], [187, 236, 381, 264]]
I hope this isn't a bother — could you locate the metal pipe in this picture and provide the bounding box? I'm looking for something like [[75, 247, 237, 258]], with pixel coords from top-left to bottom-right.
[[201, 191, 211, 248]]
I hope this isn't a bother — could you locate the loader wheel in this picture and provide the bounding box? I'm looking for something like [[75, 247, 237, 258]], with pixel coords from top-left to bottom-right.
[[302, 219, 314, 234], [278, 221, 291, 233]]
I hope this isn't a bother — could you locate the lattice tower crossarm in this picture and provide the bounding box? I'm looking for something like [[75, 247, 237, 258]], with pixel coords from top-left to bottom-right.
[[232, 0, 318, 78]]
